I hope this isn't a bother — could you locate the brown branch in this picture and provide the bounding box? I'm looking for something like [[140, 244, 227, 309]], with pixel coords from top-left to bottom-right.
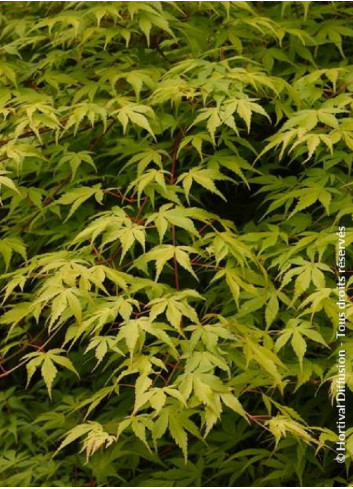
[[165, 360, 180, 386], [103, 189, 145, 204], [89, 119, 115, 152], [190, 260, 221, 270], [0, 359, 28, 378], [0, 125, 57, 147], [0, 329, 44, 367]]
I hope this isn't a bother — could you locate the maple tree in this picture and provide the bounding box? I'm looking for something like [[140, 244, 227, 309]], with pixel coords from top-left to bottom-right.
[[0, 1, 352, 486]]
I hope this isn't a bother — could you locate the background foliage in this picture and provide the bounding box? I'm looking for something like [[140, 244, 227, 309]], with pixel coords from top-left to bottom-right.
[[0, 1, 352, 486]]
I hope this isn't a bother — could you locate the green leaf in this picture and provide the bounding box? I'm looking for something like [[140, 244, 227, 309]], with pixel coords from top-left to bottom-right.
[[291, 331, 307, 368], [221, 393, 248, 420], [168, 414, 188, 462], [58, 185, 104, 221], [41, 357, 58, 398]]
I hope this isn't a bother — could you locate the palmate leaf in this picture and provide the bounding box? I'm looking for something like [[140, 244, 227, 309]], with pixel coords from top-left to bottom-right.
[[243, 338, 285, 389], [123, 147, 166, 175], [133, 244, 199, 281], [275, 319, 328, 367], [24, 349, 78, 398], [0, 237, 26, 270], [126, 169, 168, 205], [279, 258, 332, 302], [206, 230, 258, 266], [190, 97, 270, 141], [64, 102, 108, 135], [85, 335, 123, 364], [146, 204, 204, 242], [55, 422, 116, 461], [177, 132, 213, 160], [265, 415, 316, 447], [212, 266, 257, 307], [156, 408, 202, 462], [114, 104, 155, 138], [68, 295, 137, 345], [149, 293, 200, 333], [71, 206, 146, 257], [57, 185, 104, 221], [57, 151, 96, 180], [207, 152, 260, 188], [177, 167, 230, 203], [116, 317, 179, 358], [54, 423, 94, 456]]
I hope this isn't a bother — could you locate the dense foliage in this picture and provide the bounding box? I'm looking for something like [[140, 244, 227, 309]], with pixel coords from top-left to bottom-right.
[[0, 1, 352, 486]]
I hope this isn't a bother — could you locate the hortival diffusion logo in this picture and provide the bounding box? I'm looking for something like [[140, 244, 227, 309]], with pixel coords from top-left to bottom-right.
[[335, 225, 346, 464]]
